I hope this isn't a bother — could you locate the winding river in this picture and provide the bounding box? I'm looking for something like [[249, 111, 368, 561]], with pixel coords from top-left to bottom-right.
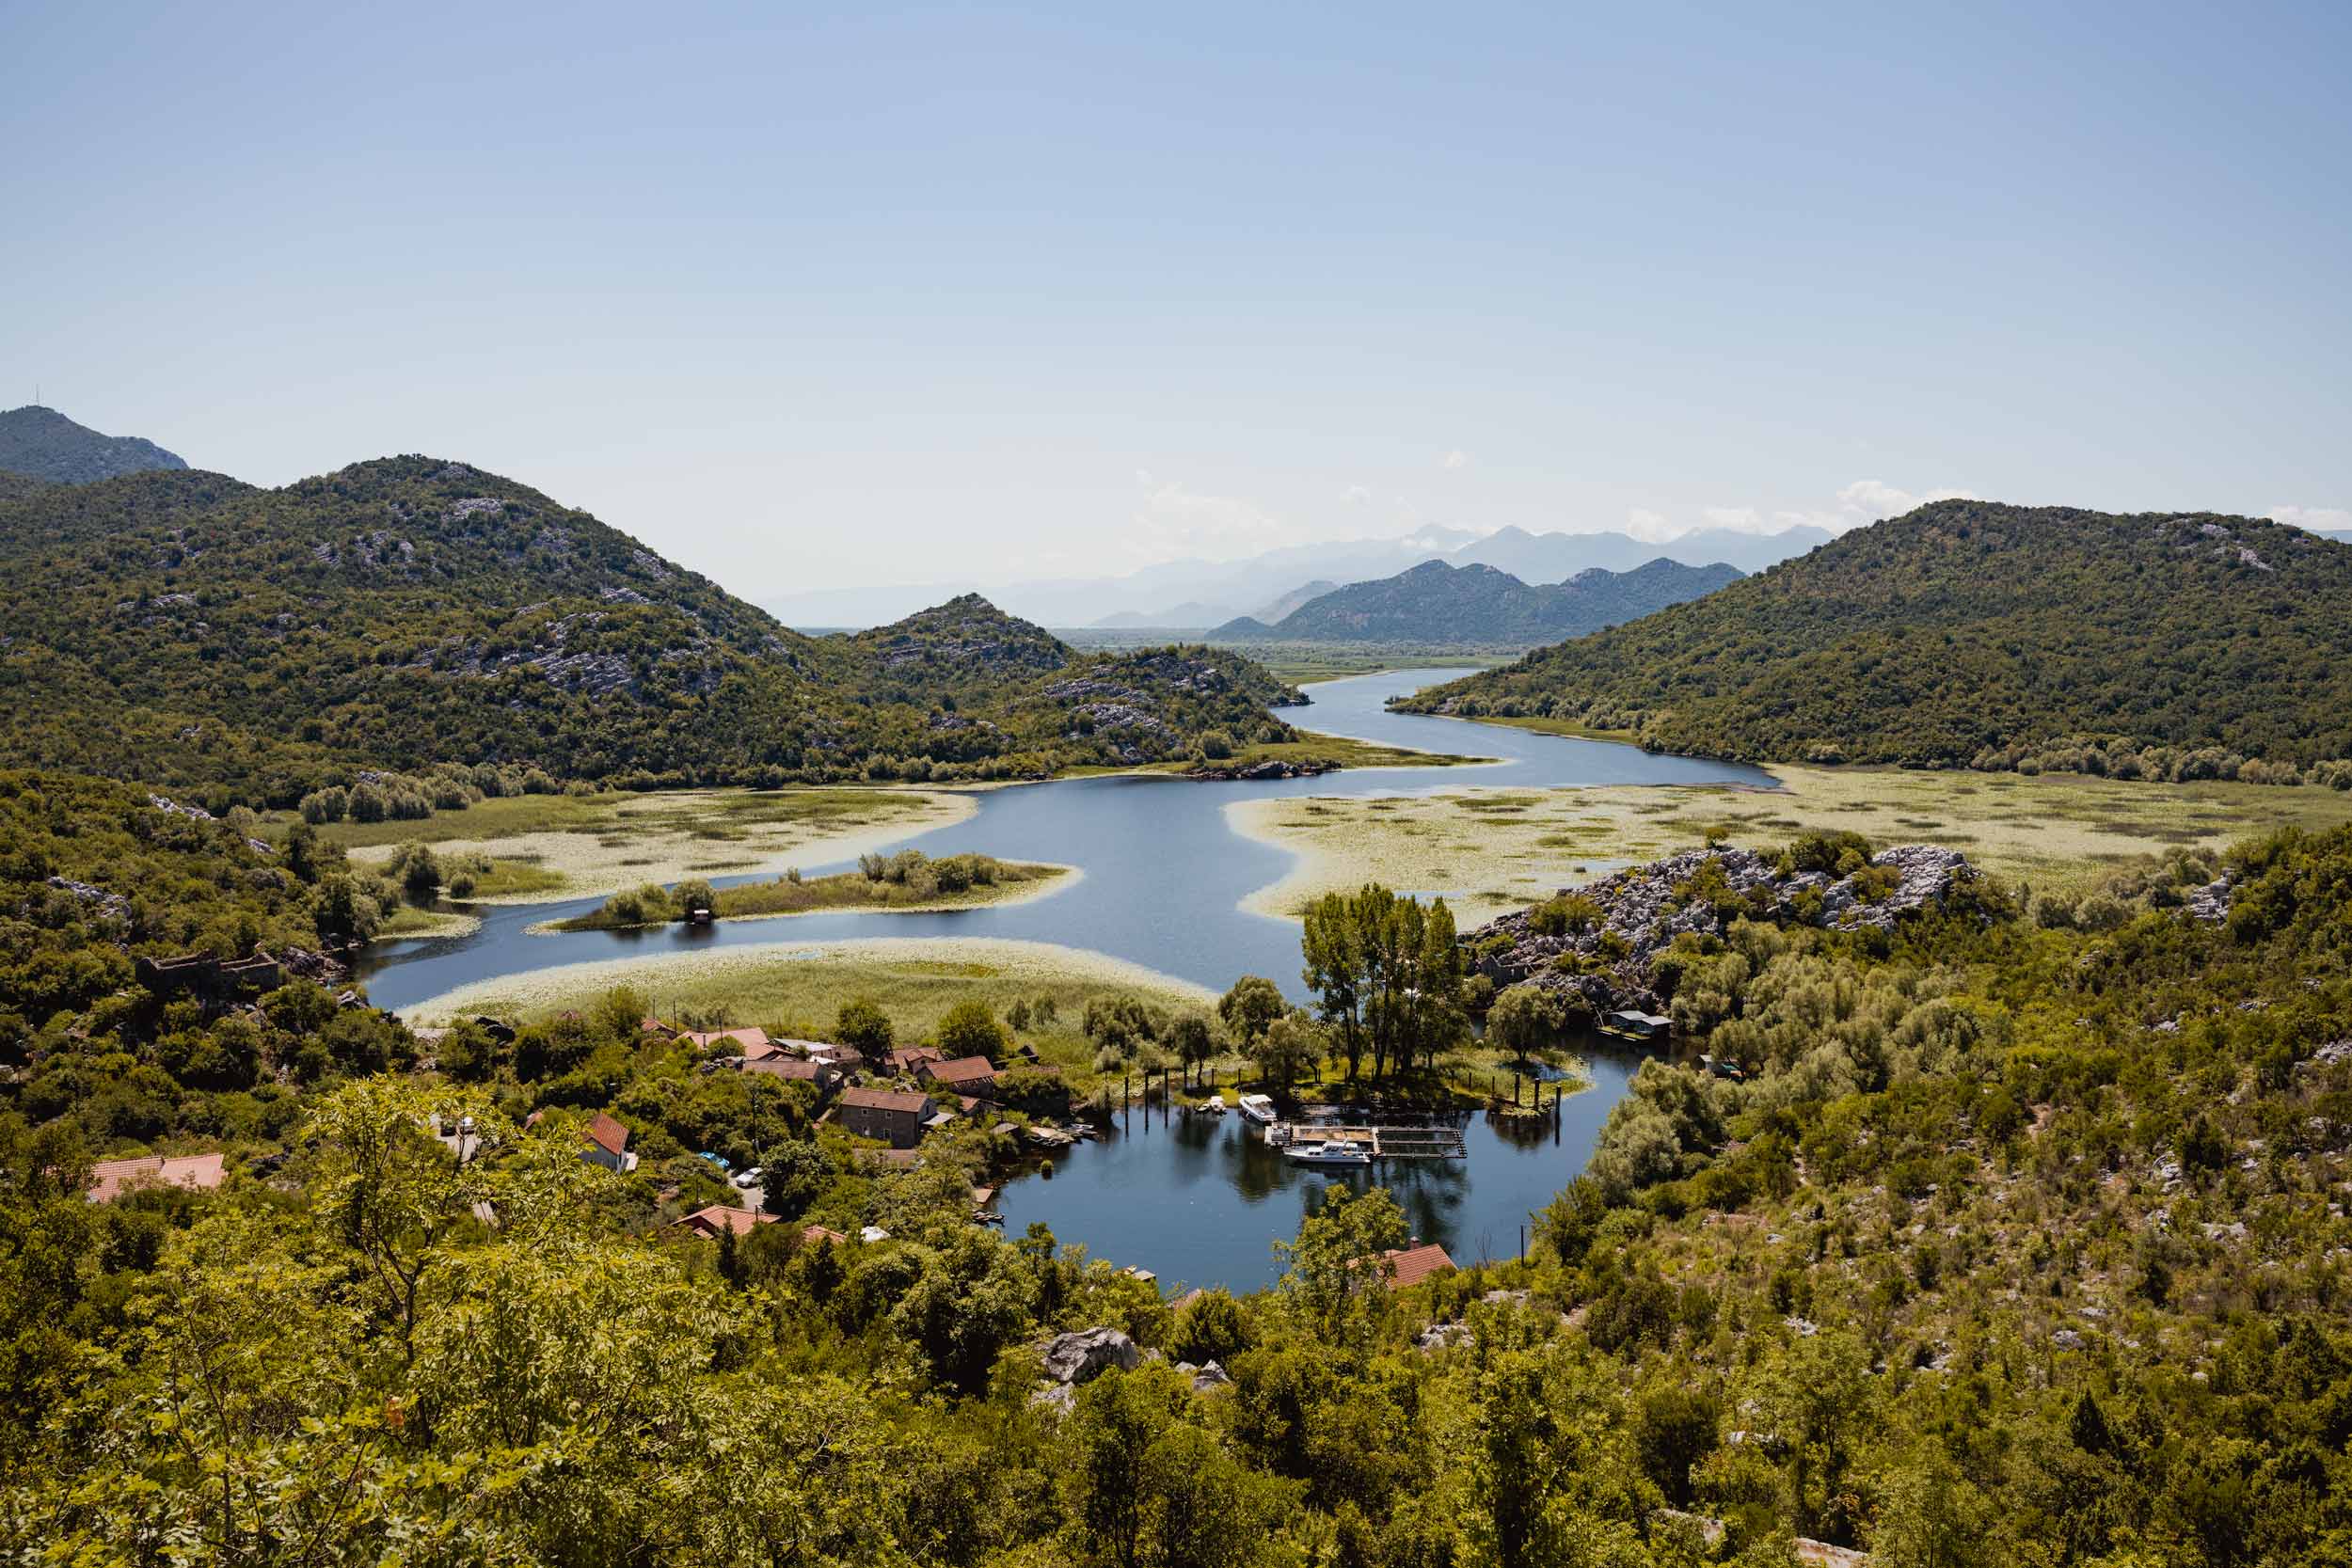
[[358, 670, 1770, 1289]]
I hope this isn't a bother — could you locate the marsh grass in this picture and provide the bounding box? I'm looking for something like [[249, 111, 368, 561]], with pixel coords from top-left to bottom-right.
[[404, 937, 1213, 1089], [1230, 763, 2352, 926], [548, 859, 1071, 931]]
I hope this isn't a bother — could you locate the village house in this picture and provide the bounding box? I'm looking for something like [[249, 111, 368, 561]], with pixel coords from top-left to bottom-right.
[[839, 1086, 930, 1148], [683, 1025, 773, 1056], [1381, 1241, 1456, 1291], [802, 1224, 849, 1247], [803, 1040, 865, 1074], [671, 1204, 775, 1240], [87, 1151, 227, 1204], [744, 1055, 841, 1100], [887, 1044, 945, 1076], [580, 1111, 639, 1173], [918, 1055, 999, 1094]]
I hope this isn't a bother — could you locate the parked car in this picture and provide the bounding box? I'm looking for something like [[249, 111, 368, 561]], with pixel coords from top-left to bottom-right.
[[732, 1166, 764, 1190], [697, 1151, 731, 1173]]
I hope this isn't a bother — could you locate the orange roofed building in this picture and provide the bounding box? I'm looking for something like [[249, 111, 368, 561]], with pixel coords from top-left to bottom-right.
[[1381, 1242, 1456, 1290], [580, 1112, 639, 1174], [671, 1204, 776, 1240], [87, 1151, 227, 1204]]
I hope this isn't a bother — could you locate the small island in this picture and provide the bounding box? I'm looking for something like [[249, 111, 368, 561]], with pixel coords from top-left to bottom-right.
[[546, 848, 1071, 932]]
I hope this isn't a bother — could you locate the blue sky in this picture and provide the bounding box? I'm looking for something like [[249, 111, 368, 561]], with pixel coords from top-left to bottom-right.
[[4, 1, 2347, 594]]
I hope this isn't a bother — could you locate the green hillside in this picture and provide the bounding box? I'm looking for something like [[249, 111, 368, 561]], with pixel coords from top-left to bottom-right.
[[1399, 500, 2352, 779], [0, 457, 1302, 801], [0, 404, 188, 483], [1216, 557, 1741, 644]]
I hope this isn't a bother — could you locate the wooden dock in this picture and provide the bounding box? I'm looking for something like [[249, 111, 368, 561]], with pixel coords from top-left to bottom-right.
[[1282, 1123, 1467, 1161]]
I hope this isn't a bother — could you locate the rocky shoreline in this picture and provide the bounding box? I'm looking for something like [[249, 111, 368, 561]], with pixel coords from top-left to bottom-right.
[[1466, 843, 1978, 1016], [1183, 758, 1340, 782]]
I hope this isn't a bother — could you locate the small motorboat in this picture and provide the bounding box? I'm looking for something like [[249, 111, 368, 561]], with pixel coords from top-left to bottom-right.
[[1237, 1093, 1279, 1125], [1285, 1138, 1373, 1167]]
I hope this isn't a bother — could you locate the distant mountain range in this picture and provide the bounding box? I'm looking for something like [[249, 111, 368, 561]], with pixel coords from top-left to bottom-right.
[[1400, 500, 2352, 773], [0, 405, 187, 484], [1214, 558, 1742, 644], [762, 520, 1828, 630]]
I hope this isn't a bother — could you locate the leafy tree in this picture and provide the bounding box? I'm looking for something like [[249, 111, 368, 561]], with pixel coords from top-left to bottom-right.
[[1217, 974, 1285, 1045], [834, 996, 894, 1053], [760, 1137, 833, 1220], [1486, 982, 1566, 1063], [1275, 1184, 1408, 1342], [935, 998, 1006, 1060]]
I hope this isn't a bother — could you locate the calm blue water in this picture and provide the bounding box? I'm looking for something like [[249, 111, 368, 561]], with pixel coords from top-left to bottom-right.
[[357, 670, 1768, 1287]]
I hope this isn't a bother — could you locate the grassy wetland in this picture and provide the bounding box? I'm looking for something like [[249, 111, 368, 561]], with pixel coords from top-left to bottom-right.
[[1232, 763, 2352, 924], [545, 852, 1073, 931], [305, 785, 976, 902], [400, 935, 1214, 1081]]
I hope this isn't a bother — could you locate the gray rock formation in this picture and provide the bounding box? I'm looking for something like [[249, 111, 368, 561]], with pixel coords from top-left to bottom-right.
[[1039, 1326, 1140, 1386], [1468, 843, 1979, 1015]]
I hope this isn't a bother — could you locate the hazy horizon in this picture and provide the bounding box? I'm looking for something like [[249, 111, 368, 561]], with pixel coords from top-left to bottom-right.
[[7, 2, 2348, 599]]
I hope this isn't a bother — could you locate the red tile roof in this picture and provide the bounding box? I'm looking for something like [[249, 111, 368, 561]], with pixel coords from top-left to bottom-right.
[[842, 1086, 930, 1115], [683, 1026, 772, 1053], [87, 1152, 226, 1204], [1381, 1242, 1457, 1290], [802, 1224, 849, 1246], [672, 1204, 775, 1239], [887, 1045, 945, 1072], [582, 1113, 631, 1157], [923, 1055, 999, 1086]]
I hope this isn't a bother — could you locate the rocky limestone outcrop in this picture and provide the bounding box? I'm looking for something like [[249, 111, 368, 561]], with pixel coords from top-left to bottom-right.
[[2188, 872, 2235, 924], [1468, 843, 1979, 1015], [1040, 1326, 1140, 1386], [1027, 1326, 1143, 1414]]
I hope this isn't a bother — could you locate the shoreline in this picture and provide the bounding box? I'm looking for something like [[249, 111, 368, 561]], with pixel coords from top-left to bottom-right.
[[397, 934, 1216, 1023], [520, 863, 1084, 935], [347, 787, 979, 906]]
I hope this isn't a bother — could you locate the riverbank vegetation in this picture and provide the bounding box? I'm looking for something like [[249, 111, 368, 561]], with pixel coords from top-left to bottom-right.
[[550, 850, 1070, 930], [11, 739, 2352, 1561], [17, 797, 2352, 1560], [1232, 764, 2352, 924]]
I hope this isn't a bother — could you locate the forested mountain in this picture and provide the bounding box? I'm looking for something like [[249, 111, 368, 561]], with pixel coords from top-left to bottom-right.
[[0, 457, 1301, 801], [1215, 557, 1741, 644], [0, 405, 188, 483], [1401, 500, 2352, 776]]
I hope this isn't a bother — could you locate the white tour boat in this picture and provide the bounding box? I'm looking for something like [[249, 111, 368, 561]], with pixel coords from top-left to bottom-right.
[[1285, 1138, 1373, 1167]]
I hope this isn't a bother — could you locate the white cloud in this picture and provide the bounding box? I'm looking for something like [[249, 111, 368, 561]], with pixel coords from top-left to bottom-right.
[[1442, 448, 1470, 470], [1625, 508, 1676, 543], [1129, 472, 1291, 562], [1702, 506, 1767, 533], [1836, 480, 1975, 526], [1342, 483, 1374, 505], [2268, 504, 2352, 532]]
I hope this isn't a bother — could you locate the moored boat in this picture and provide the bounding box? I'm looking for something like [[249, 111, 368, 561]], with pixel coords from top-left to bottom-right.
[[1237, 1093, 1278, 1124], [1285, 1137, 1372, 1166]]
